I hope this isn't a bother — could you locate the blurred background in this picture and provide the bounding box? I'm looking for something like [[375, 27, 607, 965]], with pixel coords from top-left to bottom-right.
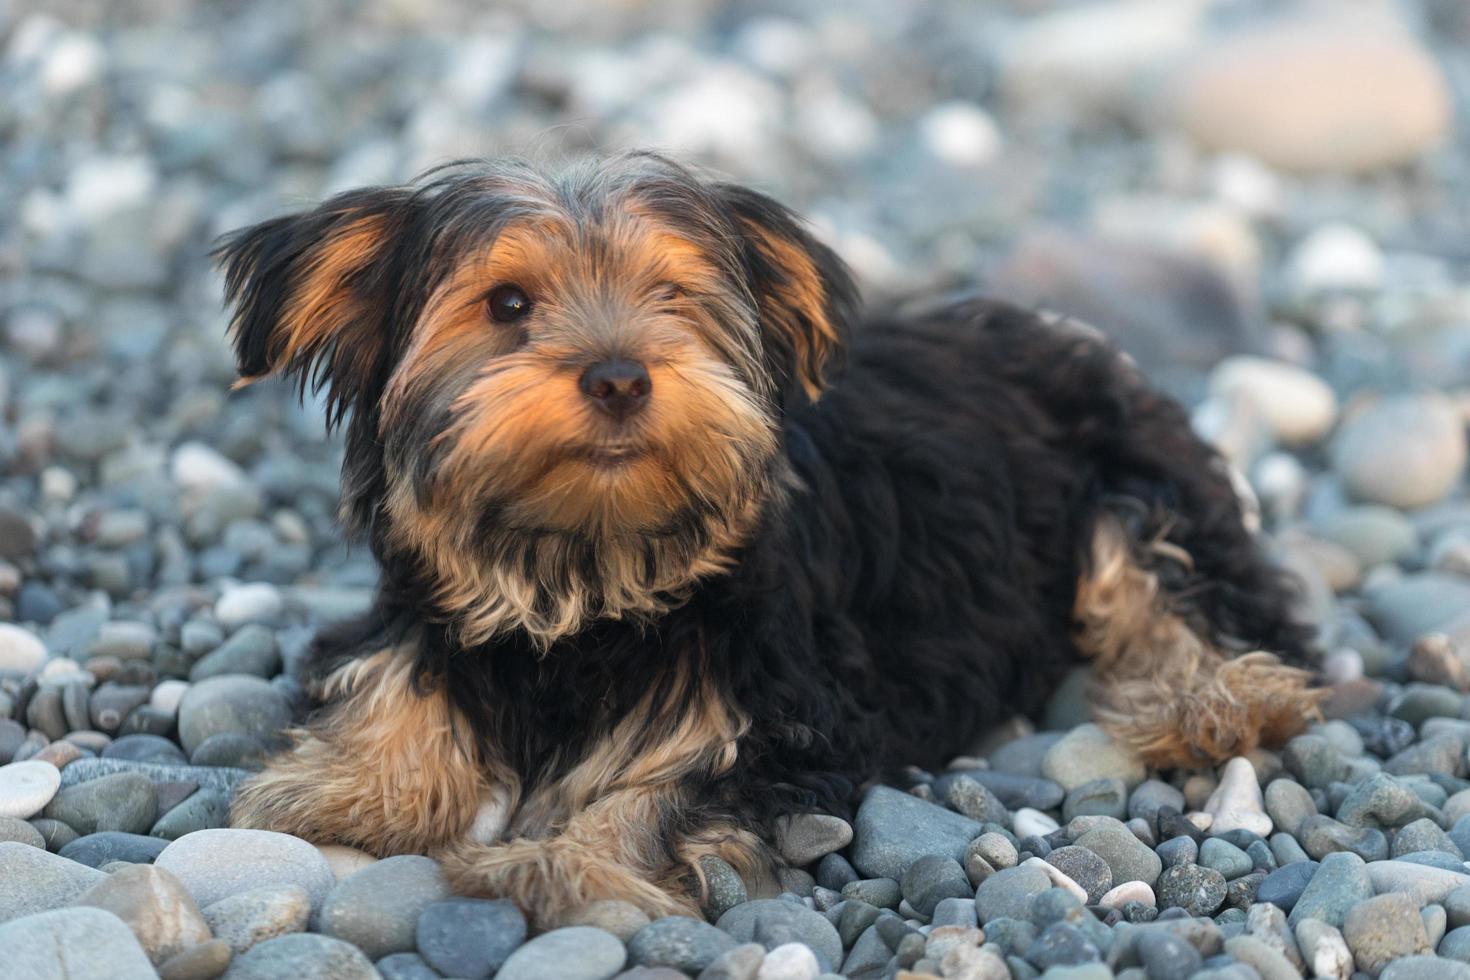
[[0, 0, 1467, 665]]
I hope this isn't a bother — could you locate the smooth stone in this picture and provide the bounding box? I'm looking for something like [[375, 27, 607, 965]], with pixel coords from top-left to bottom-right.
[[375, 952, 440, 980], [1198, 838, 1253, 881], [0, 623, 47, 674], [946, 774, 1010, 823], [1256, 861, 1319, 913], [220, 932, 376, 979], [1288, 852, 1373, 928], [159, 938, 234, 980], [1382, 955, 1470, 980], [1393, 818, 1463, 859], [975, 865, 1053, 925], [43, 772, 156, 835], [949, 770, 1065, 810], [1208, 356, 1336, 445], [319, 854, 449, 960], [1342, 892, 1432, 977], [1136, 928, 1202, 979], [0, 760, 62, 819], [1222, 933, 1299, 980], [1013, 807, 1060, 839], [316, 844, 378, 881], [190, 732, 268, 770], [150, 680, 190, 719], [415, 897, 527, 977], [715, 899, 842, 971], [773, 814, 853, 867], [901, 855, 972, 916], [1294, 919, 1353, 980], [1155, 864, 1226, 917], [840, 877, 900, 909], [1021, 856, 1090, 906], [1074, 826, 1161, 888], [1041, 724, 1146, 792], [0, 815, 46, 848], [849, 785, 982, 879], [564, 899, 652, 943], [104, 733, 189, 766], [1204, 757, 1273, 837], [1368, 860, 1470, 904], [1298, 815, 1389, 862], [1063, 778, 1128, 823], [0, 906, 156, 979], [60, 831, 169, 868], [1128, 781, 1185, 830], [1244, 901, 1304, 974], [152, 789, 230, 840], [176, 675, 291, 756], [1263, 779, 1317, 836], [155, 829, 335, 910], [71, 863, 212, 963], [202, 884, 311, 954], [0, 839, 107, 920], [1334, 393, 1467, 510], [1282, 735, 1348, 790], [1385, 734, 1466, 779], [1337, 773, 1430, 829], [59, 758, 252, 798], [1156, 836, 1198, 869], [1100, 881, 1155, 910], [1043, 846, 1112, 904], [628, 915, 738, 974], [497, 926, 627, 980], [214, 584, 284, 631], [1442, 925, 1470, 963], [189, 625, 281, 682]]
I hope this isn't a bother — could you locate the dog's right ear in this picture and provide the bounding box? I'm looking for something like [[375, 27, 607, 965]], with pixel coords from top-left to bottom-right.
[[212, 187, 418, 424]]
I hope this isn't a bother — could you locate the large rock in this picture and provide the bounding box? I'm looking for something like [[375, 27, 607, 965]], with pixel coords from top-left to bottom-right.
[[849, 785, 983, 879], [0, 907, 157, 980], [155, 829, 335, 910], [318, 855, 449, 960], [0, 840, 107, 922], [176, 674, 292, 755], [1167, 21, 1451, 174], [71, 864, 211, 963]]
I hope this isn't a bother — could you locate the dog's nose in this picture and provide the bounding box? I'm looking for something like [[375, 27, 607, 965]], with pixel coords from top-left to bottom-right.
[[579, 360, 651, 420]]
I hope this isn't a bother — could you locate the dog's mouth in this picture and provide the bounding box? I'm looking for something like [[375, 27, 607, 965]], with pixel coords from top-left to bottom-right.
[[570, 443, 650, 467]]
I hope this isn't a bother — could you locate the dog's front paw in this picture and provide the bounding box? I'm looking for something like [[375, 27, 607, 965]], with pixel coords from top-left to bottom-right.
[[439, 838, 696, 927]]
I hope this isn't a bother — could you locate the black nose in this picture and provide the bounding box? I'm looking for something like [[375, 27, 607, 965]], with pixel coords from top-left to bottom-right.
[[579, 360, 651, 420]]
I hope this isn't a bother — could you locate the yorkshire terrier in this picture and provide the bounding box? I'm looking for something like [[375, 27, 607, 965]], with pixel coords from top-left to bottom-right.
[[217, 153, 1320, 925]]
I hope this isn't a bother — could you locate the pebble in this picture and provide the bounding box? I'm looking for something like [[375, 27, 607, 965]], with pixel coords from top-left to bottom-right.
[[627, 915, 738, 974], [60, 831, 169, 867], [0, 840, 107, 921], [72, 864, 212, 963], [159, 938, 234, 980], [105, 733, 190, 766], [1199, 838, 1253, 880], [1342, 892, 1432, 976], [220, 932, 377, 979], [1333, 394, 1468, 511], [773, 814, 853, 867], [0, 906, 157, 979], [0, 760, 62, 819], [975, 864, 1053, 925], [152, 788, 230, 840], [189, 625, 281, 682], [1205, 757, 1273, 837], [1288, 851, 1373, 928], [1366, 861, 1470, 904], [1208, 356, 1337, 445], [1074, 825, 1161, 888], [319, 854, 449, 960], [1263, 779, 1317, 836], [716, 899, 842, 970], [202, 883, 311, 954], [0, 624, 47, 674], [0, 815, 46, 847], [849, 785, 981, 879], [214, 584, 285, 630], [1155, 864, 1227, 917], [42, 772, 156, 835], [1040, 724, 1146, 792], [564, 899, 652, 942], [149, 679, 190, 718], [497, 925, 627, 980], [1099, 880, 1155, 910], [415, 897, 527, 977], [375, 952, 441, 980], [1044, 846, 1113, 904], [155, 829, 336, 910], [176, 675, 291, 755]]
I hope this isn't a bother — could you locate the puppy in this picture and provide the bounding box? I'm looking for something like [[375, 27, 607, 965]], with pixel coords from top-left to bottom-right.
[[216, 153, 1320, 924]]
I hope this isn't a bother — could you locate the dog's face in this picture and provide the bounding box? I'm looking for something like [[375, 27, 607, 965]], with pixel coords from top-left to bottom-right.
[[216, 155, 857, 644]]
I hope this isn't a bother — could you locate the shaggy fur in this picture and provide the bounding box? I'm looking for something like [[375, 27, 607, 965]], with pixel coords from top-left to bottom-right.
[[218, 153, 1320, 925]]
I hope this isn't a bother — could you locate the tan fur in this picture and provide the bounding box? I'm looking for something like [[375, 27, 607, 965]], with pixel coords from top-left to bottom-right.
[[230, 648, 511, 855], [441, 667, 770, 926], [1075, 515, 1323, 767], [739, 219, 842, 400]]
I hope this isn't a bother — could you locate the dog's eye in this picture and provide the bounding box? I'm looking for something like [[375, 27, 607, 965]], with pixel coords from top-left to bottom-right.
[[486, 284, 532, 323]]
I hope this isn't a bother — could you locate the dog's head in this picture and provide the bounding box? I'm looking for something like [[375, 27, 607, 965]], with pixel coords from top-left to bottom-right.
[[215, 154, 858, 645]]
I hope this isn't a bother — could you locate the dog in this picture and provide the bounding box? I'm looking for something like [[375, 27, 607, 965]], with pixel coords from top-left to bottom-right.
[[216, 152, 1321, 925]]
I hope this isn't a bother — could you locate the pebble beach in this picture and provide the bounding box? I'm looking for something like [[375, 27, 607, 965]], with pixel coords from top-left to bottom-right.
[[3, 0, 1470, 978]]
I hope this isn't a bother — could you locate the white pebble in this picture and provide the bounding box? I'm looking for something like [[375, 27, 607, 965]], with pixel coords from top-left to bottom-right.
[[920, 101, 1003, 167], [1020, 856, 1089, 906], [214, 583, 284, 630], [1013, 808, 1060, 838], [1209, 356, 1337, 446], [0, 623, 47, 673], [0, 760, 62, 819], [149, 679, 190, 718], [1322, 649, 1365, 685], [1288, 222, 1383, 293], [757, 942, 820, 980], [38, 657, 82, 680], [40, 466, 77, 502], [1204, 756, 1273, 837], [171, 442, 250, 495], [1099, 880, 1156, 909]]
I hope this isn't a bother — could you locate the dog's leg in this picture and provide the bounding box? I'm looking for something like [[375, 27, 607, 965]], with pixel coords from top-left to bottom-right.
[[230, 647, 505, 856], [439, 672, 771, 926], [1075, 514, 1323, 768]]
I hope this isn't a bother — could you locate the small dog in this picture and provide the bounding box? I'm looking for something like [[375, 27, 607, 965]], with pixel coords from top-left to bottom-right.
[[217, 153, 1320, 924]]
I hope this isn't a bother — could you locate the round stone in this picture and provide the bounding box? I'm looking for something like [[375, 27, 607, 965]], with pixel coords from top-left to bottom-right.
[[60, 831, 169, 868], [415, 897, 526, 977], [188, 625, 281, 682], [0, 906, 156, 979], [202, 883, 311, 954], [628, 915, 739, 974], [0, 624, 47, 674], [900, 855, 973, 917], [104, 734, 189, 766], [1041, 724, 1145, 792], [1332, 393, 1467, 510], [1208, 356, 1336, 445], [1342, 892, 1432, 975], [1073, 826, 1161, 889], [0, 839, 108, 920], [0, 815, 45, 848], [42, 772, 157, 835], [71, 863, 212, 963], [1043, 846, 1112, 905], [220, 932, 377, 979], [176, 675, 291, 755], [1155, 864, 1226, 916], [976, 864, 1053, 925], [496, 925, 627, 980], [1198, 838, 1253, 880], [155, 828, 335, 910], [0, 760, 62, 819], [319, 855, 449, 960], [214, 584, 284, 631], [714, 899, 842, 971], [190, 732, 268, 769], [772, 813, 853, 867]]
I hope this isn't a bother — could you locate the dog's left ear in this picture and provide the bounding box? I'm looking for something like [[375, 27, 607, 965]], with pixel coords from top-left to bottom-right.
[[717, 185, 859, 404]]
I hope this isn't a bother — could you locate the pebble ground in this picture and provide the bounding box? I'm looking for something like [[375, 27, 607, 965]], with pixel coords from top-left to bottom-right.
[[2, 0, 1470, 978]]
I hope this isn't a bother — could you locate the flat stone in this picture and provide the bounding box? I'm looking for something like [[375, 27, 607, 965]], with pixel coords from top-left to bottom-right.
[[189, 625, 280, 682], [152, 788, 230, 840], [104, 733, 189, 766], [155, 829, 335, 910], [1256, 860, 1318, 913], [1074, 826, 1161, 888], [1041, 724, 1146, 792], [975, 864, 1053, 924], [0, 840, 108, 921], [0, 760, 61, 819], [1382, 956, 1470, 980], [627, 915, 738, 974], [319, 854, 449, 960], [42, 772, 157, 835], [58, 759, 251, 797], [415, 897, 526, 977], [497, 925, 627, 980], [773, 813, 852, 867], [1367, 860, 1470, 904], [220, 932, 376, 979], [849, 785, 982, 879], [1288, 851, 1373, 928], [1198, 838, 1253, 880], [715, 898, 842, 971], [176, 675, 291, 756], [202, 884, 310, 954], [60, 831, 169, 868], [0, 906, 156, 979], [71, 864, 212, 963], [1155, 864, 1226, 917]]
